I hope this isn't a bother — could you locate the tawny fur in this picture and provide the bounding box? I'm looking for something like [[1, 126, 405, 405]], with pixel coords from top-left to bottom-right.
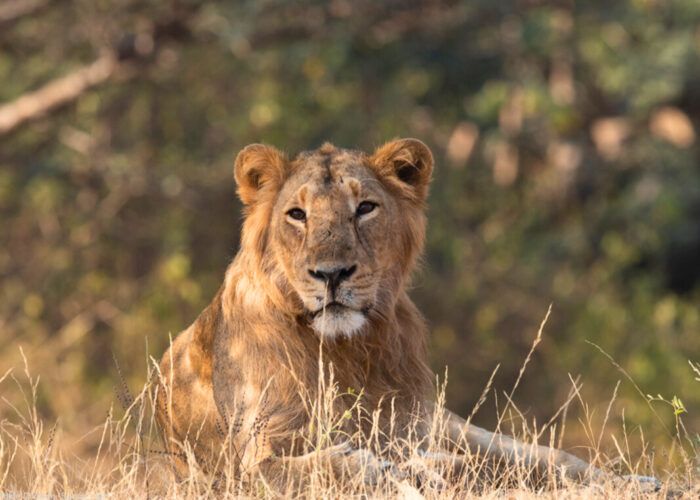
[[156, 139, 435, 477], [155, 138, 622, 488]]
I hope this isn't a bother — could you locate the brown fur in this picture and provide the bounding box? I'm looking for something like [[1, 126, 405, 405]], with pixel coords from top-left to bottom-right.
[[156, 139, 436, 476], [155, 139, 618, 488]]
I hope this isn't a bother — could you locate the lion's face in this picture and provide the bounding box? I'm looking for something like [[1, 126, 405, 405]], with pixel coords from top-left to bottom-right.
[[234, 139, 433, 339], [269, 146, 397, 338]]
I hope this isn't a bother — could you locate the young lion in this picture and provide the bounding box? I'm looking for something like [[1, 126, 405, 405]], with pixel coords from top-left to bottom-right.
[[155, 139, 651, 490]]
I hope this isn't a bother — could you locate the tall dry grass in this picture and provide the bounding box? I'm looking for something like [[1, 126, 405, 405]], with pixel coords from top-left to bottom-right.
[[1, 339, 699, 498]]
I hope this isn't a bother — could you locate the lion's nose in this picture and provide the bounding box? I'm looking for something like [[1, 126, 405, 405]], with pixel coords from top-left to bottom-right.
[[308, 265, 357, 291]]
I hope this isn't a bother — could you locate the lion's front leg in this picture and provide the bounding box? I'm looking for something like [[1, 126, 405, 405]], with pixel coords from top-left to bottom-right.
[[254, 442, 399, 491], [422, 401, 606, 483]]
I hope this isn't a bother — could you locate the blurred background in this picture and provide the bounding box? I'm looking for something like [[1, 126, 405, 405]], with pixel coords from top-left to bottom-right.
[[1, 0, 699, 462]]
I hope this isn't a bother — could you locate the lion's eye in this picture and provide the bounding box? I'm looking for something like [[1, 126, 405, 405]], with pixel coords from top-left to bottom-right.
[[286, 208, 306, 221], [356, 201, 377, 217]]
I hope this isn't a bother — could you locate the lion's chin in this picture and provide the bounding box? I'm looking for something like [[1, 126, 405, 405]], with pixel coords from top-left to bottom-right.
[[311, 308, 367, 340]]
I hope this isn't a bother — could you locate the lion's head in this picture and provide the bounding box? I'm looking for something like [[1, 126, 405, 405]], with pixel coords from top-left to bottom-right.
[[232, 138, 433, 339]]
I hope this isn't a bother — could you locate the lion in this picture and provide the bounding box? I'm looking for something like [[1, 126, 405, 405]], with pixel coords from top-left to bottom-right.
[[154, 138, 654, 491]]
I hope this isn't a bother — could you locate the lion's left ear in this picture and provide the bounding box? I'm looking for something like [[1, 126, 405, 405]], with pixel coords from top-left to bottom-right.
[[369, 138, 434, 203], [234, 144, 288, 206]]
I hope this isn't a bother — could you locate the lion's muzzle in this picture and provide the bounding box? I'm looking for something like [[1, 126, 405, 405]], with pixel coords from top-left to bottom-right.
[[308, 264, 357, 296]]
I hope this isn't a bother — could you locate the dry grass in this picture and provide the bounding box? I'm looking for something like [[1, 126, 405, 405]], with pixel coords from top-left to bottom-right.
[[1, 342, 699, 499]]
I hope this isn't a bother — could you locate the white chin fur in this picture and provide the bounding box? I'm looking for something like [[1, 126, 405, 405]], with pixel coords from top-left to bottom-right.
[[312, 309, 366, 339]]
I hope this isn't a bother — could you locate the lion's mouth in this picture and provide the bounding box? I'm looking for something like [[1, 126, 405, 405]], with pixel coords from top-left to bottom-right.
[[310, 302, 373, 318], [310, 302, 349, 318]]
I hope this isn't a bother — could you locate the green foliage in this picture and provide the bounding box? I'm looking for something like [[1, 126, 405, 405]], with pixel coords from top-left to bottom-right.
[[1, 0, 699, 457]]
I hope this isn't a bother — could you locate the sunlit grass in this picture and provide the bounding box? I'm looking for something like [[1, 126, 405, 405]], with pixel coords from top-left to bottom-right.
[[2, 309, 699, 499], [1, 348, 698, 499]]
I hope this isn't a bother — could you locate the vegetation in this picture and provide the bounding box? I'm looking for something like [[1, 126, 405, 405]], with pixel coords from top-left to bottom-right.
[[1, 0, 700, 496], [0, 343, 691, 498]]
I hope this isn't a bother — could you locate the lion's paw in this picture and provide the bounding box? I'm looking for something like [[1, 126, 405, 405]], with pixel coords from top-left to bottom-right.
[[340, 445, 401, 485], [619, 474, 661, 492], [398, 457, 450, 493]]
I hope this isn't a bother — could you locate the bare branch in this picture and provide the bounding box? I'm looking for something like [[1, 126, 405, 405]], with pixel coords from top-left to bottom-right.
[[0, 1, 463, 136], [0, 0, 51, 23], [0, 10, 194, 136], [0, 55, 116, 135]]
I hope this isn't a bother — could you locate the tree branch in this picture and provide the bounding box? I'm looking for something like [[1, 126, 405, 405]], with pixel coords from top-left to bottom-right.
[[0, 1, 463, 137], [0, 56, 116, 135], [0, 13, 193, 136], [0, 0, 51, 23]]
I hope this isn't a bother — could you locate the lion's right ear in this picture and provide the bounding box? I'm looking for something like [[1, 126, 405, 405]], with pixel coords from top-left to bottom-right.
[[234, 144, 288, 205]]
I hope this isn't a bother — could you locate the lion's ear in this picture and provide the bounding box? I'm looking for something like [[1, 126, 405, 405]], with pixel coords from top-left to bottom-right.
[[370, 138, 434, 203], [234, 144, 288, 205]]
